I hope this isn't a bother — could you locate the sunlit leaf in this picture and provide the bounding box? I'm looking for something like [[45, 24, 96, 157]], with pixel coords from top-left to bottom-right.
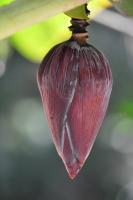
[[0, 0, 15, 6], [10, 13, 71, 63]]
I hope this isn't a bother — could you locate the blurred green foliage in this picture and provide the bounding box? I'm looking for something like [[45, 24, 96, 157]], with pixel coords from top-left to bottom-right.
[[0, 40, 11, 61], [110, 0, 133, 16], [119, 101, 133, 118], [0, 0, 15, 6]]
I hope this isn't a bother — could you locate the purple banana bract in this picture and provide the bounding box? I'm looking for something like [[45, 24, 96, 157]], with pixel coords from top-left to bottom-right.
[[37, 39, 113, 179]]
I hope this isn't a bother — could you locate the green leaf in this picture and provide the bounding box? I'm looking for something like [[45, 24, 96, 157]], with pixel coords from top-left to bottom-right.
[[10, 13, 71, 63], [0, 0, 15, 6], [0, 0, 87, 40]]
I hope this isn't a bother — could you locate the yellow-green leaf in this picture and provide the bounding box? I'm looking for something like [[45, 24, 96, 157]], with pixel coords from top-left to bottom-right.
[[10, 13, 71, 63], [0, 0, 15, 6]]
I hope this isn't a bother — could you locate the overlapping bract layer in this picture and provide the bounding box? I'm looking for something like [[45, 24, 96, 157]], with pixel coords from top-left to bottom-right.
[[37, 40, 113, 179]]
